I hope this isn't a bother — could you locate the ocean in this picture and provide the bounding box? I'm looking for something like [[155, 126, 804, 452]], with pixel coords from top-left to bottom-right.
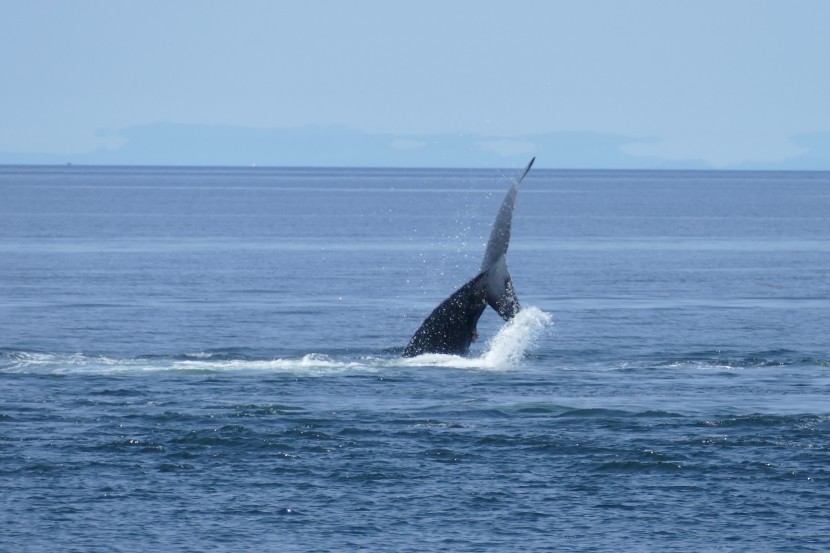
[[1, 165, 829, 551]]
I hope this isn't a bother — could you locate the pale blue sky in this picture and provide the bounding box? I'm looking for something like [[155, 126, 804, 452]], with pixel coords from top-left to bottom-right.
[[2, 1, 829, 168]]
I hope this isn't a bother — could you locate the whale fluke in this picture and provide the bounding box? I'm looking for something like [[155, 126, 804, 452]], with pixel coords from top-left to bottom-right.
[[403, 158, 534, 357], [481, 157, 533, 271]]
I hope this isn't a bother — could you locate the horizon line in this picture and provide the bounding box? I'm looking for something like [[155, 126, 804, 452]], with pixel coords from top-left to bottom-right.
[[2, 162, 828, 174]]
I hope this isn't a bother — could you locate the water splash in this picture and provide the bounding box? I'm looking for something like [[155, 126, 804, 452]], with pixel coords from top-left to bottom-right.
[[481, 306, 552, 367], [401, 305, 553, 370], [1, 309, 552, 375]]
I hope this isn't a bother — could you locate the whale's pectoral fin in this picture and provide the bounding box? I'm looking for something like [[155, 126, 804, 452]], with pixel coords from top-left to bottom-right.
[[403, 272, 489, 357], [484, 256, 520, 321]]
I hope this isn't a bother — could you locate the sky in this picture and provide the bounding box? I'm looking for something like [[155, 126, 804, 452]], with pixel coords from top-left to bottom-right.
[[2, 1, 829, 169]]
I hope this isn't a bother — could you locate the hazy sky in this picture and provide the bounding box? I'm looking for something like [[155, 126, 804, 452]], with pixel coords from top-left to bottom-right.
[[2, 1, 829, 168]]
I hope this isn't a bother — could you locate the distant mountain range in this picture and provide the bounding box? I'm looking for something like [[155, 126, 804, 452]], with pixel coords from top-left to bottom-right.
[[1, 123, 828, 170]]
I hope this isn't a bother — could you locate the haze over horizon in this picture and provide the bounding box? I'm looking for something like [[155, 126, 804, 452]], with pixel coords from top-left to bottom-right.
[[3, 1, 829, 169]]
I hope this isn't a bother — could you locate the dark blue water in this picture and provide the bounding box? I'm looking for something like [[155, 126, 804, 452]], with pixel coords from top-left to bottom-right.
[[2, 166, 829, 551]]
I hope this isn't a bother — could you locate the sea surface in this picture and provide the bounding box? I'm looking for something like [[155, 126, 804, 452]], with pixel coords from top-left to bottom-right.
[[1, 165, 829, 552]]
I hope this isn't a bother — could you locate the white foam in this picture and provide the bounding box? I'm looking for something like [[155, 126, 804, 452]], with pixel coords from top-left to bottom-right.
[[0, 351, 376, 376], [170, 353, 374, 374], [402, 305, 552, 370], [2, 309, 552, 375], [481, 306, 553, 367], [1, 351, 125, 373]]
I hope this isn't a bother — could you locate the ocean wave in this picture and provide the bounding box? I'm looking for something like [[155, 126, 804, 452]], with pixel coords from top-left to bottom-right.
[[651, 350, 829, 372]]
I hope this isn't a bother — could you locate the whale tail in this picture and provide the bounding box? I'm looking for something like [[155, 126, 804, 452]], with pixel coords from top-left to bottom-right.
[[403, 158, 533, 357], [402, 260, 520, 357], [481, 157, 533, 272], [484, 254, 520, 321]]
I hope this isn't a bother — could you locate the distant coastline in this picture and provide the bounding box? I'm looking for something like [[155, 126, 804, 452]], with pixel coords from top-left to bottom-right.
[[2, 124, 829, 171]]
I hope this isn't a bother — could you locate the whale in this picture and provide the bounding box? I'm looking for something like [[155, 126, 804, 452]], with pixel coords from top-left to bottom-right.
[[403, 157, 535, 357]]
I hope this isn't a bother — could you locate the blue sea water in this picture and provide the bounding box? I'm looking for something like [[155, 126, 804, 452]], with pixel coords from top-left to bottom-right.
[[1, 165, 829, 552]]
